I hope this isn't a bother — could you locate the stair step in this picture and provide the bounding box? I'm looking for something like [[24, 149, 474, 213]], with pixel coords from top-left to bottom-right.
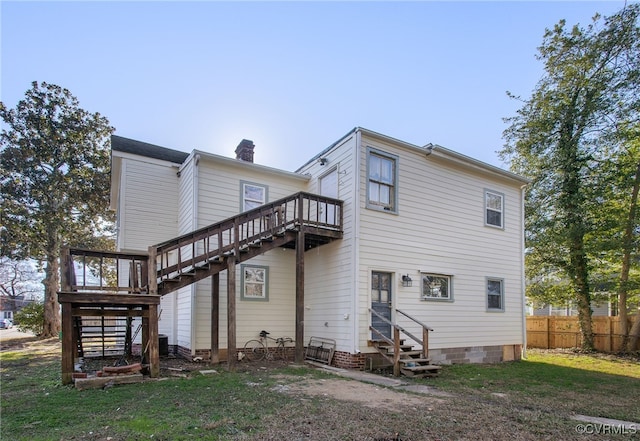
[[401, 364, 442, 372], [378, 345, 413, 352], [399, 358, 431, 364]]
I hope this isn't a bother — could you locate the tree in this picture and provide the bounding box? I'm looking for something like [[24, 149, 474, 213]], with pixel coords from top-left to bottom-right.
[[0, 257, 42, 315], [0, 81, 115, 338], [13, 302, 44, 336], [501, 6, 640, 350]]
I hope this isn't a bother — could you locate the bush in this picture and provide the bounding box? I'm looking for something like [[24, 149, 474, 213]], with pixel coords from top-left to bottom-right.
[[13, 302, 44, 335]]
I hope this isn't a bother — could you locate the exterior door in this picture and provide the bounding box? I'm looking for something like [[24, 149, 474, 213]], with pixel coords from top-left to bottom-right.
[[371, 272, 392, 340], [319, 168, 338, 225]]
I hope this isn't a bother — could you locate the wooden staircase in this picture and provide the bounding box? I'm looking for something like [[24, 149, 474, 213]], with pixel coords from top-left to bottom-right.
[[372, 340, 441, 378], [369, 309, 441, 378], [59, 191, 344, 382]]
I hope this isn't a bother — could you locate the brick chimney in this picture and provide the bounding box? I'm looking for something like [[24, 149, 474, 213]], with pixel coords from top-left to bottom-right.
[[235, 139, 255, 163]]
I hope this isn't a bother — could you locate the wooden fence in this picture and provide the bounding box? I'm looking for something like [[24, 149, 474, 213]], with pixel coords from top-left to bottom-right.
[[526, 316, 639, 352]]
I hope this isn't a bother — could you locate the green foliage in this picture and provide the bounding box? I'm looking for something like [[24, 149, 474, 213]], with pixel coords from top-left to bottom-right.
[[0, 81, 116, 260], [501, 5, 640, 347], [13, 302, 44, 335], [0, 81, 116, 336]]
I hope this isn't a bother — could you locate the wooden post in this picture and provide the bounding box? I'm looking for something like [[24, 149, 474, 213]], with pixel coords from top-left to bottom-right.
[[295, 228, 305, 363], [61, 302, 74, 384], [141, 308, 149, 366], [147, 246, 158, 295], [60, 246, 70, 291], [393, 327, 401, 377], [147, 304, 159, 378], [422, 327, 429, 359], [227, 259, 236, 371], [210, 273, 220, 364]]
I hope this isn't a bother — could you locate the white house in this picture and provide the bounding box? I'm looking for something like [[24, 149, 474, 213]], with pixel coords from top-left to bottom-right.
[[109, 127, 528, 369]]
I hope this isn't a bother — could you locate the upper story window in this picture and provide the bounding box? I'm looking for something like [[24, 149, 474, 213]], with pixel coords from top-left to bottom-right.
[[241, 181, 267, 211], [367, 148, 398, 213], [485, 190, 504, 229]]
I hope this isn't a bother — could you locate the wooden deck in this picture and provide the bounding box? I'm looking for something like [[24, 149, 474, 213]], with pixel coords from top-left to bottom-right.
[[58, 192, 343, 384]]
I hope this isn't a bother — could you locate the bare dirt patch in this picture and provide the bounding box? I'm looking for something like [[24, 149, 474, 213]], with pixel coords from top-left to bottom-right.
[[274, 377, 444, 410]]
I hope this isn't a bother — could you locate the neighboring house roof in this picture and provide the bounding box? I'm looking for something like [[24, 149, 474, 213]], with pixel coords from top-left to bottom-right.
[[111, 135, 190, 164]]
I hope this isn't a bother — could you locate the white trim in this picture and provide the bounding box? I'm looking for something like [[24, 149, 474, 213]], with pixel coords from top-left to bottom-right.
[[520, 185, 527, 358], [351, 129, 362, 354], [190, 156, 199, 356]]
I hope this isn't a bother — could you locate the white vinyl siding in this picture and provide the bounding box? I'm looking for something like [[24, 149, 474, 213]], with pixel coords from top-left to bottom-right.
[[118, 158, 180, 250], [356, 133, 525, 351], [191, 156, 308, 350]]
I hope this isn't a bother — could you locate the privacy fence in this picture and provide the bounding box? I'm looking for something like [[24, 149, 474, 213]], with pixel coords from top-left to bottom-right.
[[526, 316, 639, 352]]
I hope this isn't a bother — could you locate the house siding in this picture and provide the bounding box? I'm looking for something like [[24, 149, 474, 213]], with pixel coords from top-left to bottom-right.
[[191, 156, 308, 351], [355, 133, 525, 354], [297, 134, 358, 353]]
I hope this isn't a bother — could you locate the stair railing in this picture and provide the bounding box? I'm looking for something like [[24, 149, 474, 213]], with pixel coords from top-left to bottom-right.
[[61, 192, 343, 295], [150, 191, 342, 293], [369, 307, 434, 376], [395, 309, 434, 360]]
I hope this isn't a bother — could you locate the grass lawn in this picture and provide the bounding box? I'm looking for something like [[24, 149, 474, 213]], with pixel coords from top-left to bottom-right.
[[1, 337, 639, 441]]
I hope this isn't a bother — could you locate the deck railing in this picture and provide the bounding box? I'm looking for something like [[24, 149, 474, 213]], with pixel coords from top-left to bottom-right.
[[62, 192, 343, 295]]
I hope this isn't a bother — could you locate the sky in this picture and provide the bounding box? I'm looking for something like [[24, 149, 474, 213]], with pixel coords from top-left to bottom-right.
[[1, 1, 634, 172]]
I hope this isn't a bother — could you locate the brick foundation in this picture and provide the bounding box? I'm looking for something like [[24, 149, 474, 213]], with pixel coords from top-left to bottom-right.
[[331, 351, 367, 370]]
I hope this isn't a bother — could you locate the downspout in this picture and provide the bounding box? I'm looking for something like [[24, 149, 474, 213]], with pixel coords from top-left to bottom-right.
[[520, 184, 527, 359], [351, 129, 362, 354], [190, 154, 201, 356]]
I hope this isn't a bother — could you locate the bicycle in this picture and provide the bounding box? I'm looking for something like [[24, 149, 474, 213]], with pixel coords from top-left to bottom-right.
[[242, 330, 294, 361]]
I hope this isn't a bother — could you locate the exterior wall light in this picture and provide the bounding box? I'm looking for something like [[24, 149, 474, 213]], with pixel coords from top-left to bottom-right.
[[402, 274, 413, 287]]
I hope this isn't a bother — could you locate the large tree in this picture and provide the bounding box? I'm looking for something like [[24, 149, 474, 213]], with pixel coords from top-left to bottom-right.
[[0, 82, 115, 338], [501, 5, 640, 350]]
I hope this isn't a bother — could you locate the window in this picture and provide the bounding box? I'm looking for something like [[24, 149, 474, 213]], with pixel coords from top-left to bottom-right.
[[241, 265, 268, 301], [421, 274, 452, 301], [485, 190, 504, 228], [367, 148, 398, 213], [241, 181, 267, 211], [487, 277, 504, 311]]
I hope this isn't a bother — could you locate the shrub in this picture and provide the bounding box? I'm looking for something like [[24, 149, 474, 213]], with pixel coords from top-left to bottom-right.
[[14, 302, 44, 336]]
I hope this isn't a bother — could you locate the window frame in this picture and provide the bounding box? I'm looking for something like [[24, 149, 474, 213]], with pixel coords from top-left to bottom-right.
[[240, 264, 269, 301], [420, 273, 453, 302], [484, 189, 504, 229], [486, 277, 505, 312], [366, 147, 399, 214], [240, 181, 268, 212]]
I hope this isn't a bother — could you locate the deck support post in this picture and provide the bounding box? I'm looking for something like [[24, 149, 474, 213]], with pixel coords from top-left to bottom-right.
[[295, 228, 305, 363], [146, 304, 160, 378], [61, 302, 74, 384], [227, 258, 236, 371], [210, 273, 220, 364]]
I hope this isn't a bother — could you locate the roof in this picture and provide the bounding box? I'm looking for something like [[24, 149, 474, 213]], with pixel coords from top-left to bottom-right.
[[111, 135, 190, 164]]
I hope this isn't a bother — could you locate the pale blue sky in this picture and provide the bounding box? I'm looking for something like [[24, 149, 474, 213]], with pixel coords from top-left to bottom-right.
[[1, 1, 633, 171]]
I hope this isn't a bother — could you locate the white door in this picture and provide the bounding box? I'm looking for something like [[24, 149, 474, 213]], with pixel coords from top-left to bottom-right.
[[319, 168, 338, 225]]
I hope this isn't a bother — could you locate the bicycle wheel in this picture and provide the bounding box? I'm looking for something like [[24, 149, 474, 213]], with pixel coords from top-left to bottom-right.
[[277, 337, 293, 361], [243, 339, 267, 361]]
